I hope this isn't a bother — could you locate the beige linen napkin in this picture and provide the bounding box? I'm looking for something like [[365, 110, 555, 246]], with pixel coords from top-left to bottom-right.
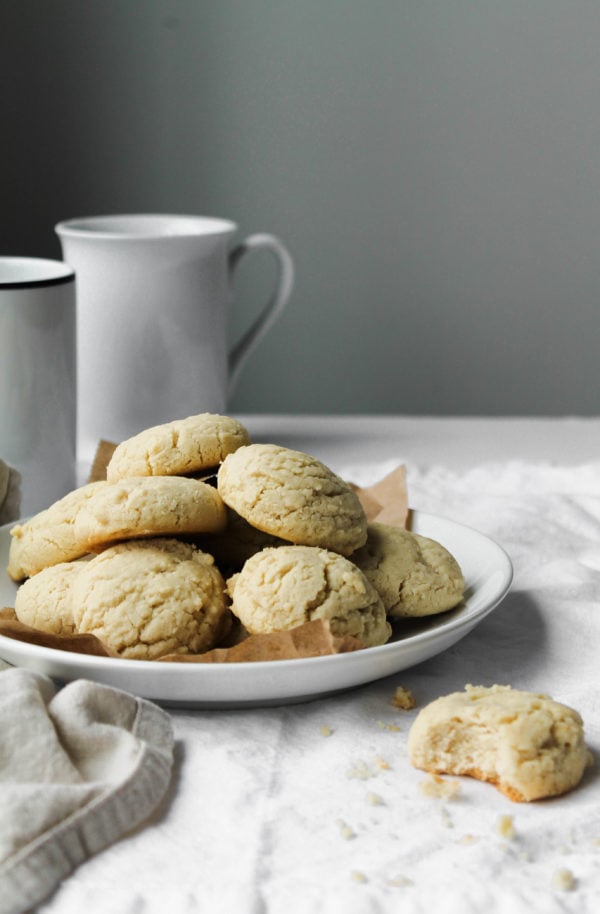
[[0, 667, 174, 914]]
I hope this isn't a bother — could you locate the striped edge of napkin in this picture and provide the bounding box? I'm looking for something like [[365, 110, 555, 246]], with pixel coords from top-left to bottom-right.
[[0, 669, 174, 914]]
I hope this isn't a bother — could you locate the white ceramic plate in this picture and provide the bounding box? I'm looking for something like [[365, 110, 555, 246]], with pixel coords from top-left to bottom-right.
[[0, 512, 512, 708]]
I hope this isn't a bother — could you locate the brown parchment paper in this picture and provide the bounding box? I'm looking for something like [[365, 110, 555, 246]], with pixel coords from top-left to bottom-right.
[[0, 607, 114, 656], [0, 610, 361, 664], [157, 620, 364, 663], [349, 465, 410, 527], [0, 442, 409, 664], [88, 440, 117, 482]]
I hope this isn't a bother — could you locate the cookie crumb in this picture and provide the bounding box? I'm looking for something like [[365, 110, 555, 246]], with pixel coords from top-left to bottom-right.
[[367, 791, 385, 806], [320, 725, 333, 737], [419, 773, 461, 800], [350, 870, 368, 884], [552, 868, 576, 892], [337, 819, 356, 841], [496, 814, 515, 840], [347, 761, 376, 780], [458, 834, 479, 846], [375, 755, 391, 771], [377, 720, 401, 732], [387, 874, 413, 887], [391, 686, 416, 710]]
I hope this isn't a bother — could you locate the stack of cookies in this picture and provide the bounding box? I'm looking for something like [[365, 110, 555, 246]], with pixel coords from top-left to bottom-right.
[[7, 413, 465, 661]]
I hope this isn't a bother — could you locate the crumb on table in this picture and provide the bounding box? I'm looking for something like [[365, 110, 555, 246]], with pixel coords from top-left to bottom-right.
[[391, 686, 416, 710], [419, 773, 461, 800], [350, 870, 368, 884], [387, 874, 413, 887], [346, 761, 377, 780], [552, 868, 576, 892], [377, 720, 401, 732], [337, 819, 356, 841], [496, 814, 515, 840]]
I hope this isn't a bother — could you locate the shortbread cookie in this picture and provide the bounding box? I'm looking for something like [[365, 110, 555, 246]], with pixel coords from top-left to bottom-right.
[[7, 482, 108, 581], [227, 545, 391, 648], [408, 684, 590, 802], [217, 444, 367, 556], [353, 523, 464, 616], [71, 538, 231, 659], [106, 413, 251, 481], [14, 560, 85, 635], [74, 476, 227, 550]]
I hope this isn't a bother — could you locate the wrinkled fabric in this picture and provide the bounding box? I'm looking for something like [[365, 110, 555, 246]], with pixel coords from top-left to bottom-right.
[[0, 670, 173, 914]]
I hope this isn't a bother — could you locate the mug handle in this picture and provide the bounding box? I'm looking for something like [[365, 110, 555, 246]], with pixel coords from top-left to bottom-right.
[[227, 233, 294, 393]]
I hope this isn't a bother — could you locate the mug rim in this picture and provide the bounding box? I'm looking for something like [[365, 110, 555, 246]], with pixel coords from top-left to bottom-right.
[[0, 256, 75, 289], [55, 213, 238, 241]]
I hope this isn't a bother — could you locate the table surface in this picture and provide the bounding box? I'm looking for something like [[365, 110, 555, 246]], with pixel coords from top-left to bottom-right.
[[27, 416, 600, 913], [243, 413, 600, 467]]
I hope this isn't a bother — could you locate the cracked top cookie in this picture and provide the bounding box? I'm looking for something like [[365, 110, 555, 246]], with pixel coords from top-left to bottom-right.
[[7, 477, 227, 581], [14, 560, 85, 635], [352, 522, 464, 617], [8, 482, 108, 581], [106, 412, 251, 481], [408, 684, 590, 802], [74, 475, 227, 550], [217, 443, 367, 556], [227, 544, 391, 648], [71, 538, 231, 659]]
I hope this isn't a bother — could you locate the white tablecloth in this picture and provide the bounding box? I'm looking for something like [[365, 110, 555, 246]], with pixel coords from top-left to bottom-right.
[[6, 416, 600, 913]]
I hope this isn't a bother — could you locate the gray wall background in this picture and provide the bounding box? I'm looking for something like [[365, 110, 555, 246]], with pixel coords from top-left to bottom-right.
[[2, 1, 600, 416]]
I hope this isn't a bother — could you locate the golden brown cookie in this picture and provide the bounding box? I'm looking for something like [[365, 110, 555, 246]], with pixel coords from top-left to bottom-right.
[[217, 444, 367, 556], [7, 477, 227, 581], [227, 544, 391, 648], [106, 413, 251, 481], [408, 684, 590, 802], [73, 476, 227, 550], [7, 482, 107, 581], [71, 538, 231, 659], [14, 560, 86, 635], [352, 523, 464, 617]]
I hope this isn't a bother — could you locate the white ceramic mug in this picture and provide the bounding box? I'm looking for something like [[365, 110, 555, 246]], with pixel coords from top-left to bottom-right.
[[0, 257, 76, 515], [55, 214, 294, 463]]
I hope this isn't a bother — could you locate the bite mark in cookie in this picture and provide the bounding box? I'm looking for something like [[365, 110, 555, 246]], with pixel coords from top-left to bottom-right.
[[408, 684, 590, 802]]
